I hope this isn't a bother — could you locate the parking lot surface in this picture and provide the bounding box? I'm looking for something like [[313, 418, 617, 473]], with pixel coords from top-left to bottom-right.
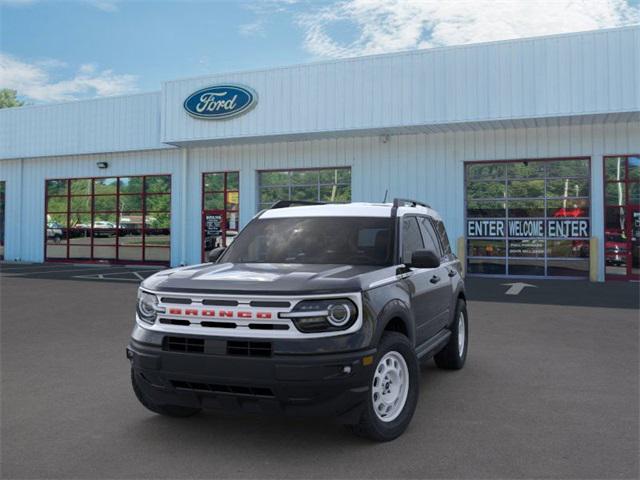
[[1, 263, 638, 479]]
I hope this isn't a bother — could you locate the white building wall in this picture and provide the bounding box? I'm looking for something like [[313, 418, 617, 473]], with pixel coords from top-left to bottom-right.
[[161, 27, 639, 145], [2, 120, 637, 280], [0, 92, 168, 160], [183, 120, 638, 281], [0, 159, 23, 261], [0, 149, 183, 264]]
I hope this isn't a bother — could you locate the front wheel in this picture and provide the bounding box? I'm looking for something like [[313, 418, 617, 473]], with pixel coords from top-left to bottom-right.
[[434, 298, 468, 370], [347, 332, 419, 442]]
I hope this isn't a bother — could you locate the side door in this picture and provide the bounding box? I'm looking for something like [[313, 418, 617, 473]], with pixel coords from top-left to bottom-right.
[[399, 216, 442, 345], [417, 216, 453, 333]]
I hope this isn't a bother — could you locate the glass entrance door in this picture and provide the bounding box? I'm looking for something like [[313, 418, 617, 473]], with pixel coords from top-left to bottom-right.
[[202, 172, 239, 261], [0, 181, 5, 260], [604, 156, 639, 280]]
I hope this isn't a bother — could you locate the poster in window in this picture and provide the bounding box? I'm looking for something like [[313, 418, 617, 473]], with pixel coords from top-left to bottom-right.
[[204, 213, 223, 251]]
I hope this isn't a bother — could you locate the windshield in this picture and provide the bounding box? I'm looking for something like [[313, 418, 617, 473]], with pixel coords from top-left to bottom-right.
[[221, 217, 394, 266]]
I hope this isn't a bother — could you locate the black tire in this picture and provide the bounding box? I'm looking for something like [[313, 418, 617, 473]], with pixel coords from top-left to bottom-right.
[[131, 369, 201, 418], [434, 298, 468, 370], [347, 332, 419, 442]]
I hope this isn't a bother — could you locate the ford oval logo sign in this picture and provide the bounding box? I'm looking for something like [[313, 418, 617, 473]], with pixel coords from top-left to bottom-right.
[[183, 84, 257, 120]]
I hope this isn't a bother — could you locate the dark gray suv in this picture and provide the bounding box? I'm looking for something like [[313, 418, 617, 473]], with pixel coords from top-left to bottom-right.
[[127, 198, 468, 441]]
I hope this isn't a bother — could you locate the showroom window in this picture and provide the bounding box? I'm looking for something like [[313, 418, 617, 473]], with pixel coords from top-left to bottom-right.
[[258, 167, 351, 210], [45, 175, 171, 264], [465, 159, 591, 277], [603, 155, 639, 280], [0, 181, 4, 260]]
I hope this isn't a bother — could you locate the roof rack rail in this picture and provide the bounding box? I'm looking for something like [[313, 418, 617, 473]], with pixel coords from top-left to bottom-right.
[[270, 200, 326, 209], [392, 198, 431, 209]]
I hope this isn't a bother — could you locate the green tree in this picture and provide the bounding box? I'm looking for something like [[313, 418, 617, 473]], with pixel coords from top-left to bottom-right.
[[0, 89, 24, 109]]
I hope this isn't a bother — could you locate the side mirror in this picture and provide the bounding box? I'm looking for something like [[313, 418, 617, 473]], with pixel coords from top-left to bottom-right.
[[408, 249, 440, 269], [208, 247, 226, 263]]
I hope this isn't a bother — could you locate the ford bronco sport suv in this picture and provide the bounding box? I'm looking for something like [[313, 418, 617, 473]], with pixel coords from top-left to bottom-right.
[[127, 199, 468, 441]]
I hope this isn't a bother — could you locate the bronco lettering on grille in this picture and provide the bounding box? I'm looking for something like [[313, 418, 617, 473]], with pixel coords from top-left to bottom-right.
[[167, 308, 273, 320]]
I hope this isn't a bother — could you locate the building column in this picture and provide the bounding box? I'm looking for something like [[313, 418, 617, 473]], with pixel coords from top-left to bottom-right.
[[591, 155, 605, 282], [180, 148, 188, 266], [239, 168, 256, 230]]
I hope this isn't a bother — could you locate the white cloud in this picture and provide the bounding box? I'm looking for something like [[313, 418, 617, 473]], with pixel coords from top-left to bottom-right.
[[0, 53, 138, 102], [85, 0, 119, 12], [239, 19, 266, 36], [298, 0, 640, 58]]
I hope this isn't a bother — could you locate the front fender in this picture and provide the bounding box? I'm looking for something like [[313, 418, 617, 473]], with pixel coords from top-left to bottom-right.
[[363, 284, 416, 347], [375, 299, 415, 346]]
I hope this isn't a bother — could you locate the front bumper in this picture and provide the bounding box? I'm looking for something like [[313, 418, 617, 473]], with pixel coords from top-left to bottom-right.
[[127, 333, 376, 423]]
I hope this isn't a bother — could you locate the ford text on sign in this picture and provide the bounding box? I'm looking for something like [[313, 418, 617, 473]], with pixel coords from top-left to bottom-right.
[[184, 85, 257, 119], [467, 219, 589, 238]]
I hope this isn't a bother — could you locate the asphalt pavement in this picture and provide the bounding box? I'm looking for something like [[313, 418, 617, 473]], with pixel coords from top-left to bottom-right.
[[1, 264, 638, 479]]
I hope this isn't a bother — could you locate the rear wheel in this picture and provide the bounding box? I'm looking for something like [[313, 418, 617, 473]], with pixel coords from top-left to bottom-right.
[[434, 298, 468, 370], [131, 369, 201, 417], [347, 332, 419, 442]]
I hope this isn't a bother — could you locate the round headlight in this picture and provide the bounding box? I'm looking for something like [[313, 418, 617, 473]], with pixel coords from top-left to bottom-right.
[[327, 303, 351, 327], [281, 298, 358, 333], [137, 290, 159, 324]]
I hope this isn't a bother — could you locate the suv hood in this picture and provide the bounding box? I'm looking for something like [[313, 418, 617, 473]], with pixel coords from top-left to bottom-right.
[[142, 262, 394, 295]]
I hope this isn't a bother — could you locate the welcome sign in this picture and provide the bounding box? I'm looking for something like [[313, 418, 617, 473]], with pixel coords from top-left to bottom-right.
[[184, 84, 257, 119], [467, 219, 590, 238]]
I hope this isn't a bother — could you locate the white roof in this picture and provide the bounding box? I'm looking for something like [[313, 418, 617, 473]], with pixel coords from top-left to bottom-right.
[[259, 202, 442, 220]]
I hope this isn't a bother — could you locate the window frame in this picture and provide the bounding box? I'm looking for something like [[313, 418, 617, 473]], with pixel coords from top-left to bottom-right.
[[201, 171, 240, 261], [602, 155, 640, 281], [257, 167, 351, 210], [0, 181, 4, 260], [464, 157, 592, 278], [44, 174, 171, 265]]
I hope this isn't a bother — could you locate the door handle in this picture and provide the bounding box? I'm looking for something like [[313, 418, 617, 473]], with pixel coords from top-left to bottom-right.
[[448, 269, 457, 277], [430, 275, 440, 284]]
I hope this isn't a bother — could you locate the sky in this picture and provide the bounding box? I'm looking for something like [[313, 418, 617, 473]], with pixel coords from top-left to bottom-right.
[[1, 0, 639, 104]]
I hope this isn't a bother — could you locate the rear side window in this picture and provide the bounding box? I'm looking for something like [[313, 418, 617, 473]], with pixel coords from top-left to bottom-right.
[[433, 219, 452, 255], [401, 217, 424, 263], [418, 217, 441, 256]]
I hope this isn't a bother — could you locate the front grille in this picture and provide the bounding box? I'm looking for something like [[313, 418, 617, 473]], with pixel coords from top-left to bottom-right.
[[249, 300, 291, 308], [162, 336, 272, 357], [201, 321, 237, 329], [163, 336, 204, 353], [248, 323, 289, 330], [202, 299, 238, 306], [160, 297, 192, 304], [227, 340, 272, 357], [171, 380, 274, 397], [160, 319, 191, 326]]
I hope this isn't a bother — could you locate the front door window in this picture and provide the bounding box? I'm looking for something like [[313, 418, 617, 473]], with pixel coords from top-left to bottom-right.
[[604, 155, 639, 280]]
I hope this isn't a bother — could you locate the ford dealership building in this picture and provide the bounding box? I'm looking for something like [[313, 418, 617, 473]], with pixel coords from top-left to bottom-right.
[[0, 27, 638, 281]]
